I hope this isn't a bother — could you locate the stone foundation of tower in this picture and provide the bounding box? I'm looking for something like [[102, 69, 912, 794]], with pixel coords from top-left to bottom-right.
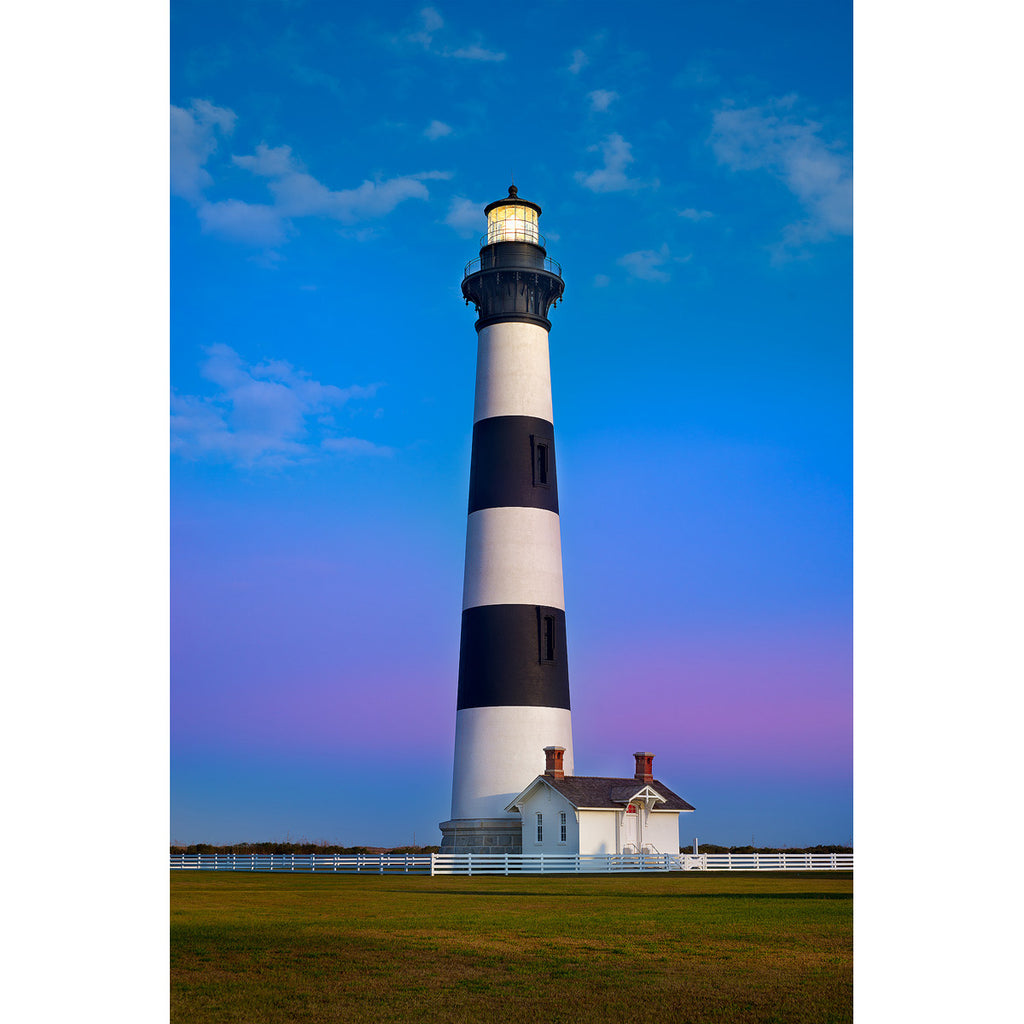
[[438, 817, 523, 855]]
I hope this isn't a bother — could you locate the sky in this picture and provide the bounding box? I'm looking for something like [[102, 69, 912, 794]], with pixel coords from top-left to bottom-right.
[[170, 0, 853, 848]]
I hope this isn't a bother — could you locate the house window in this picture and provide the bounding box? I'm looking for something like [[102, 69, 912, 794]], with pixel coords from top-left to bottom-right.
[[538, 610, 556, 663], [560, 812, 567, 843], [536, 812, 543, 843], [531, 435, 552, 488]]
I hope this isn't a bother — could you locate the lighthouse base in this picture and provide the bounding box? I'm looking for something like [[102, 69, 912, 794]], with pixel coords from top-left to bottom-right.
[[438, 817, 523, 855]]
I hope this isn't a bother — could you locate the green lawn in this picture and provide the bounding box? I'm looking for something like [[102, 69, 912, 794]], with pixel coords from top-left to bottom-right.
[[171, 871, 852, 1024]]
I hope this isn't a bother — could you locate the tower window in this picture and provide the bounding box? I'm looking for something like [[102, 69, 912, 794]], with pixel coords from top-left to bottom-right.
[[539, 612, 556, 663], [531, 435, 552, 488], [560, 812, 567, 843], [536, 812, 543, 843]]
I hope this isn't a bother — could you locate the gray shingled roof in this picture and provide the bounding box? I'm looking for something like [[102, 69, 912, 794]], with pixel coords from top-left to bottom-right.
[[539, 775, 694, 811]]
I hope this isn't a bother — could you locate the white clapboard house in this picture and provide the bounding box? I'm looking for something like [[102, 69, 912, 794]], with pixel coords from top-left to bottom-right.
[[506, 749, 694, 856]]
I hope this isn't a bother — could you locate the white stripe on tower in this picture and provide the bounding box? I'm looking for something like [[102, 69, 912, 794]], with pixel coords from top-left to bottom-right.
[[451, 706, 574, 820], [473, 321, 553, 423], [462, 507, 564, 610]]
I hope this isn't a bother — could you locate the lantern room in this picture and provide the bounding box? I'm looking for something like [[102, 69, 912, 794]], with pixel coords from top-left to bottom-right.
[[484, 185, 542, 245]]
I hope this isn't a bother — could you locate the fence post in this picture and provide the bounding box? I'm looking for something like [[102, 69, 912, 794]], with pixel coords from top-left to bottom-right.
[[430, 853, 436, 877], [504, 853, 509, 877], [468, 853, 473, 877]]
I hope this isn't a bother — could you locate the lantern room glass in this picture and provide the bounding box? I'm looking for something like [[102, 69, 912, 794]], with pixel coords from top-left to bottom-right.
[[486, 203, 539, 245]]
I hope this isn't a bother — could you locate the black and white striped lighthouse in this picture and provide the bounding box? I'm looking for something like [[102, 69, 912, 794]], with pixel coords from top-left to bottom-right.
[[439, 186, 572, 854]]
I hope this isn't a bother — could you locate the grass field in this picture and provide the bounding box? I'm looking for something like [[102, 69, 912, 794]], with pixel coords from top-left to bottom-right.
[[171, 871, 852, 1024]]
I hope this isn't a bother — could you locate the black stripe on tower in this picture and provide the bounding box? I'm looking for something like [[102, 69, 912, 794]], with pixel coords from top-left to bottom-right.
[[457, 605, 570, 710], [468, 415, 558, 514]]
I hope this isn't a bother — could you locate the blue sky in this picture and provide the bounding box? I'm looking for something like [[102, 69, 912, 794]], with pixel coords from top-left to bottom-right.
[[170, 0, 852, 847]]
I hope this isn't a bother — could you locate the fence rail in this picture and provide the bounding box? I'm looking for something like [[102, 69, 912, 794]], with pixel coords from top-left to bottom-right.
[[170, 851, 852, 875]]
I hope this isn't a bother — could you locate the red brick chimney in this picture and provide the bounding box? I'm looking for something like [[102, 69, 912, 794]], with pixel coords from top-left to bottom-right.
[[544, 746, 565, 779], [634, 751, 654, 783]]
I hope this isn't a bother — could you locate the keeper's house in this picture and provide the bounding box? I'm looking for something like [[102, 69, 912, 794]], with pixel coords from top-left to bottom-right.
[[506, 749, 694, 856]]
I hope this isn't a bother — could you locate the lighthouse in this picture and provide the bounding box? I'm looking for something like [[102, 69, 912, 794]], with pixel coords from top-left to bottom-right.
[[439, 186, 572, 855]]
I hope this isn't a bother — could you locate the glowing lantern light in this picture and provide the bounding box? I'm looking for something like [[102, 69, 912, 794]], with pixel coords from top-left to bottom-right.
[[485, 185, 541, 245]]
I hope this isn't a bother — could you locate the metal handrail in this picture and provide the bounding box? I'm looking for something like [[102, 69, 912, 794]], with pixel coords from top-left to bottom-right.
[[464, 255, 562, 279]]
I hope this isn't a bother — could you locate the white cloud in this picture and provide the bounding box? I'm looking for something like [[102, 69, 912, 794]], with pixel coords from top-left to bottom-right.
[[232, 142, 304, 177], [171, 344, 385, 468], [617, 243, 673, 282], [424, 119, 453, 140], [575, 133, 649, 193], [403, 7, 504, 61], [449, 44, 505, 62], [710, 97, 852, 252], [445, 195, 485, 238], [265, 170, 431, 222], [170, 100, 236, 202], [568, 48, 588, 74], [593, 273, 610, 288], [196, 199, 290, 247], [420, 6, 444, 31], [678, 207, 714, 221], [408, 6, 444, 49], [170, 105, 447, 250], [321, 437, 394, 456], [588, 89, 618, 112], [230, 143, 437, 223]]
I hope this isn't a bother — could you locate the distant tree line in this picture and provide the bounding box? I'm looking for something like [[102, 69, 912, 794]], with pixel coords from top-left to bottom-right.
[[685, 844, 853, 854], [170, 841, 849, 855], [169, 842, 441, 855]]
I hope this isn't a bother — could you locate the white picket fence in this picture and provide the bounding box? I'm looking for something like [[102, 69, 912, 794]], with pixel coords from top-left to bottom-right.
[[170, 850, 852, 875]]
